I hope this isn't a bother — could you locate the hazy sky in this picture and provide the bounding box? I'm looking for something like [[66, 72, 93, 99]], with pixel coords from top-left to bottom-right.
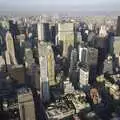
[[0, 0, 120, 11]]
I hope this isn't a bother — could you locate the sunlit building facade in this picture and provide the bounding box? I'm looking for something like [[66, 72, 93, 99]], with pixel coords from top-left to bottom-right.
[[57, 23, 75, 57]]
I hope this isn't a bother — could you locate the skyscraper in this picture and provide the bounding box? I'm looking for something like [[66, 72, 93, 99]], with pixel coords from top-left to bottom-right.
[[113, 36, 120, 55], [113, 36, 120, 71], [17, 88, 36, 120], [37, 42, 55, 102], [99, 25, 107, 38], [79, 46, 98, 84], [103, 56, 113, 74], [79, 63, 89, 87], [88, 47, 98, 84], [78, 45, 88, 63], [38, 42, 55, 86], [24, 48, 34, 69], [57, 22, 74, 57], [47, 45, 55, 86], [116, 16, 120, 36], [0, 56, 5, 69], [37, 23, 50, 42], [5, 31, 17, 65], [87, 47, 98, 66], [39, 56, 50, 102], [69, 48, 77, 74]]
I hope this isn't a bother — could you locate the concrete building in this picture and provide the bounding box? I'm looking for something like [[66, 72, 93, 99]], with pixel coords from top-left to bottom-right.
[[87, 47, 98, 66], [0, 56, 5, 69], [76, 32, 82, 44], [79, 47, 98, 84], [69, 48, 77, 74], [78, 45, 88, 63], [116, 16, 120, 36], [79, 46, 98, 66], [15, 34, 26, 64], [37, 23, 50, 42], [5, 31, 17, 65], [24, 48, 34, 69], [39, 56, 50, 102], [113, 37, 120, 71], [38, 42, 55, 87], [47, 45, 55, 86], [99, 25, 107, 38], [113, 36, 120, 55], [103, 56, 113, 74], [17, 88, 36, 120], [87, 31, 96, 47], [56, 22, 74, 57], [37, 42, 56, 102], [64, 78, 74, 94], [79, 63, 89, 87], [8, 65, 25, 84]]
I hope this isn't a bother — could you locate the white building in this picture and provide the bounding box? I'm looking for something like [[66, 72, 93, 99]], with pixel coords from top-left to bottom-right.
[[64, 78, 74, 94], [78, 45, 88, 63], [99, 25, 107, 38], [37, 23, 45, 41], [79, 67, 89, 87]]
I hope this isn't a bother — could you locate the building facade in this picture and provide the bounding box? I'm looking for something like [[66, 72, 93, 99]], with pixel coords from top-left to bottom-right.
[[57, 23, 75, 57]]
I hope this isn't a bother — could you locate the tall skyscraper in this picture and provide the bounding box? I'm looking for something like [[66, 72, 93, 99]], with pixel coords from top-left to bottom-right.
[[47, 45, 55, 86], [78, 45, 88, 63], [88, 48, 98, 84], [16, 34, 26, 64], [57, 23, 74, 57], [24, 48, 34, 69], [87, 47, 98, 66], [103, 56, 113, 74], [79, 46, 98, 84], [38, 42, 55, 86], [37, 42, 55, 102], [50, 25, 56, 44], [37, 23, 50, 42], [39, 56, 50, 102], [17, 88, 36, 120], [116, 16, 120, 36], [113, 36, 120, 55], [76, 32, 82, 44], [113, 36, 120, 72], [69, 48, 77, 74], [79, 46, 98, 66], [5, 31, 17, 65]]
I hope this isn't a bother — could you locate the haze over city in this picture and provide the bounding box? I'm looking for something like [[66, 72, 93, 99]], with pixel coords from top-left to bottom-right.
[[0, 0, 120, 12]]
